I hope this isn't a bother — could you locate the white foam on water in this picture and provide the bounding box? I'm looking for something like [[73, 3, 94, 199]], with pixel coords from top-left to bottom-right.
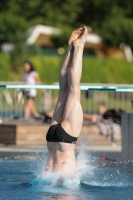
[[30, 142, 95, 191]]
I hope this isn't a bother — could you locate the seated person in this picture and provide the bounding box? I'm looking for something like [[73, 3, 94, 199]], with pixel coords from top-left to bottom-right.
[[83, 101, 125, 124], [84, 102, 124, 141]]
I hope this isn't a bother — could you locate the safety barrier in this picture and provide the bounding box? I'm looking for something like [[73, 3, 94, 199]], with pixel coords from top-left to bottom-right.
[[0, 83, 133, 118]]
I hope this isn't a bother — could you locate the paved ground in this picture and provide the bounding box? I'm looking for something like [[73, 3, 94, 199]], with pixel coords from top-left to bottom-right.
[[0, 117, 45, 125], [0, 143, 122, 160]]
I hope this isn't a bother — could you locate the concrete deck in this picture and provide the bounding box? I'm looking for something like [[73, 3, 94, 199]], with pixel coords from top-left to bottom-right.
[[0, 118, 122, 160], [0, 143, 122, 160]]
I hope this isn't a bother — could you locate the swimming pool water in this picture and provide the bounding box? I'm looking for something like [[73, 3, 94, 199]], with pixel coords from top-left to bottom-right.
[[0, 152, 133, 200]]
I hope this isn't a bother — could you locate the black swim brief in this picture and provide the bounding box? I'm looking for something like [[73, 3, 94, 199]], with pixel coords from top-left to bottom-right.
[[46, 124, 78, 144]]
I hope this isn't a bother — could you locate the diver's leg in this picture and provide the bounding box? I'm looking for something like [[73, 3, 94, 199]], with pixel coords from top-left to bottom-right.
[[51, 28, 82, 125], [61, 26, 87, 137]]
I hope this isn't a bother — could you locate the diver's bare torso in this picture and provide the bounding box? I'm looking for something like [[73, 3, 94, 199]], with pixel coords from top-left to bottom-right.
[[47, 142, 76, 172]]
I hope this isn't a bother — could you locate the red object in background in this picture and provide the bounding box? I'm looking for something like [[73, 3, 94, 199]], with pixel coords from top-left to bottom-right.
[[101, 156, 116, 162]]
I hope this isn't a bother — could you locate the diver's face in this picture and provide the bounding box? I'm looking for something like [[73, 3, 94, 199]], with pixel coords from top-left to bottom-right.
[[24, 63, 30, 72]]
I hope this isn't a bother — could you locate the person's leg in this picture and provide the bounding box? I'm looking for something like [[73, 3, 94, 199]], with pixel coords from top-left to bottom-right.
[[61, 26, 87, 137], [24, 99, 31, 119], [24, 98, 38, 119], [30, 99, 39, 117], [44, 110, 53, 118], [51, 28, 82, 125]]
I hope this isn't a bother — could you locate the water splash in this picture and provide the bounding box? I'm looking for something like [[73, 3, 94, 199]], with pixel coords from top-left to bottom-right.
[[29, 141, 95, 191], [28, 139, 133, 191]]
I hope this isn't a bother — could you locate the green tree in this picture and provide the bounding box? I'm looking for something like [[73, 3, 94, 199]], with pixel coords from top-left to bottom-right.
[[0, 0, 83, 59], [99, 17, 133, 49], [0, 12, 27, 44], [7, 0, 82, 27], [1, 0, 133, 56], [77, 0, 133, 29], [76, 0, 133, 49], [0, 12, 28, 71]]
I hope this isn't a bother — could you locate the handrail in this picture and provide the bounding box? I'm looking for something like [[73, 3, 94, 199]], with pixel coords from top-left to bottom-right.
[[0, 84, 133, 92]]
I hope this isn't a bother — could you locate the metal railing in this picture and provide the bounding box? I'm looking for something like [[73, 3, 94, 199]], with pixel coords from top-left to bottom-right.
[[0, 82, 133, 118]]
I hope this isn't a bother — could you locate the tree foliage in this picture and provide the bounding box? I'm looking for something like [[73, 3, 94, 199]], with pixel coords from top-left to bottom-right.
[[0, 12, 28, 44], [99, 17, 133, 48], [5, 0, 82, 27], [0, 0, 83, 69], [1, 0, 133, 60], [77, 0, 133, 48]]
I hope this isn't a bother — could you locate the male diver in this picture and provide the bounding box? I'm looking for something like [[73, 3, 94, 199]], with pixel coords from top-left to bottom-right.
[[46, 26, 87, 172]]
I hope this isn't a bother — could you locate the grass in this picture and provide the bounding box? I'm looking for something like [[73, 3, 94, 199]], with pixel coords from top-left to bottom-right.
[[30, 55, 133, 84], [0, 52, 133, 84]]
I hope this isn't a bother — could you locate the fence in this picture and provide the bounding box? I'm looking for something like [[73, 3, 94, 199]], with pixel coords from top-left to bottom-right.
[[0, 82, 133, 118]]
